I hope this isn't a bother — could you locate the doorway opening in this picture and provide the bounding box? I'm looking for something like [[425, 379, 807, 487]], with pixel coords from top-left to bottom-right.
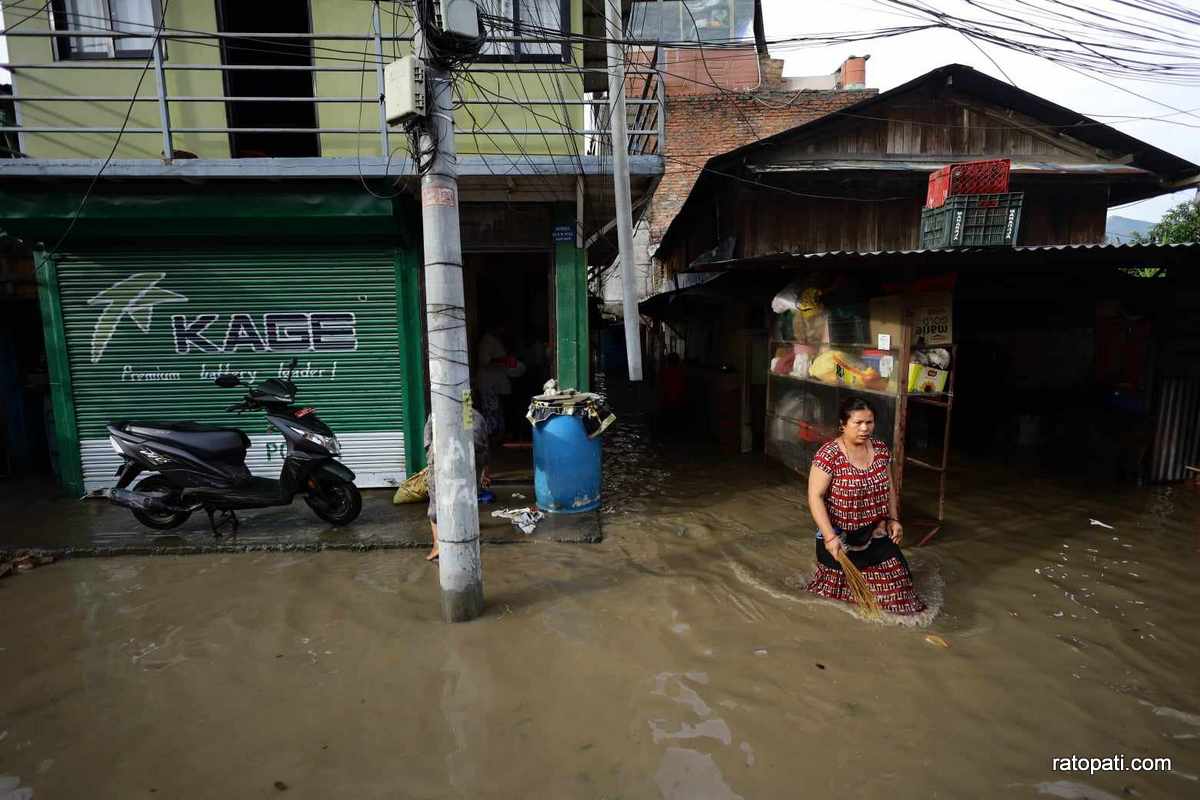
[[0, 245, 56, 502], [463, 251, 554, 480], [216, 0, 320, 158]]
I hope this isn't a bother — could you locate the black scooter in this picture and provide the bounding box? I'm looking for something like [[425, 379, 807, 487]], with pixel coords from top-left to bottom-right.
[[105, 359, 362, 535]]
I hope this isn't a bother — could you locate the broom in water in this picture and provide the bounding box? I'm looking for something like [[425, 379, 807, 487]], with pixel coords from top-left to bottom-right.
[[834, 550, 883, 618]]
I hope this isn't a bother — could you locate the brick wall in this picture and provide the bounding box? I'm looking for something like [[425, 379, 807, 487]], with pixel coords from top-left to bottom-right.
[[658, 47, 767, 96], [649, 84, 876, 246]]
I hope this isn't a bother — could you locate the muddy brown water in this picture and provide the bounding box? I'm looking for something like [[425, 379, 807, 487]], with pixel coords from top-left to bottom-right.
[[1, 405, 1198, 798]]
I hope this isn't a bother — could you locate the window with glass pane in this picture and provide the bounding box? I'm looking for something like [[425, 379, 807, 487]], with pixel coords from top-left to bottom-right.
[[480, 0, 567, 61], [628, 0, 755, 45], [519, 0, 563, 56], [52, 0, 160, 59]]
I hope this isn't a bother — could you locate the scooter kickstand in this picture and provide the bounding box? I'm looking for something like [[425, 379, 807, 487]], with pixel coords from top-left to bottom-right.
[[206, 508, 223, 539], [206, 509, 240, 539]]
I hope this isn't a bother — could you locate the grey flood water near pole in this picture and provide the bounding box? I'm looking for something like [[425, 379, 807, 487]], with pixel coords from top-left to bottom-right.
[[415, 25, 484, 622], [605, 0, 644, 382]]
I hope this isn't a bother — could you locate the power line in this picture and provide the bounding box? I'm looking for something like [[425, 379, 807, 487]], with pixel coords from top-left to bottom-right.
[[10, 0, 1200, 88], [354, 0, 414, 199]]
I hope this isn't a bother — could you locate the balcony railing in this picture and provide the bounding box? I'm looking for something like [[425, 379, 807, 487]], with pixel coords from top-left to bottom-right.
[[588, 47, 665, 158], [0, 2, 665, 163]]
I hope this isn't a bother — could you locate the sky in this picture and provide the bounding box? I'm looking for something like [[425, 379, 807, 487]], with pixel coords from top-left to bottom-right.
[[761, 0, 1199, 223]]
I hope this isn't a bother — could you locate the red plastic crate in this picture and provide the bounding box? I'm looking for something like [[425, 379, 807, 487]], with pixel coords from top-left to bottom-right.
[[926, 159, 1011, 208]]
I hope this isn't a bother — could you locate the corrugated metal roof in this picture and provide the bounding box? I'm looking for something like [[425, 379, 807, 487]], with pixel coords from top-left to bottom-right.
[[643, 241, 1198, 317], [683, 241, 1200, 273], [746, 160, 1154, 177]]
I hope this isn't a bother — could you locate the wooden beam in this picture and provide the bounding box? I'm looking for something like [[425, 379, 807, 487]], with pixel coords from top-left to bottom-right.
[[948, 97, 1106, 162]]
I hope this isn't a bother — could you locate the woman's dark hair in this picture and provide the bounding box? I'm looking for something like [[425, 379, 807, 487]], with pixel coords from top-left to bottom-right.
[[838, 396, 876, 428]]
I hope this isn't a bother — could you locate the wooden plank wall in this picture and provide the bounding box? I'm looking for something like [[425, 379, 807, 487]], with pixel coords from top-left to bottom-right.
[[747, 85, 1111, 164], [657, 83, 1117, 273]]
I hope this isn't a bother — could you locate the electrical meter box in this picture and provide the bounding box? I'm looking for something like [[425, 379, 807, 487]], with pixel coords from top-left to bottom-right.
[[384, 55, 425, 125], [440, 0, 480, 38]]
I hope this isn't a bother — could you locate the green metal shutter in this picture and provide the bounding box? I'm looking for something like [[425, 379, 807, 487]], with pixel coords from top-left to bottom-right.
[[54, 245, 408, 491]]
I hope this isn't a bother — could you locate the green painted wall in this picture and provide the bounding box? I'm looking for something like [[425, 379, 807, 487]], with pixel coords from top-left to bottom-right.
[[310, 0, 586, 158], [554, 205, 589, 392], [9, 1, 586, 160], [34, 251, 85, 496], [9, 2, 227, 159], [394, 246, 427, 472]]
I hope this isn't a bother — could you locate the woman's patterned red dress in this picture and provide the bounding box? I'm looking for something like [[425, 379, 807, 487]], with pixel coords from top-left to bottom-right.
[[806, 438, 926, 615]]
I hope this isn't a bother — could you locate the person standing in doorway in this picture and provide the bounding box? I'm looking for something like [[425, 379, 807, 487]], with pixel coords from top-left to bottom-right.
[[477, 323, 523, 443]]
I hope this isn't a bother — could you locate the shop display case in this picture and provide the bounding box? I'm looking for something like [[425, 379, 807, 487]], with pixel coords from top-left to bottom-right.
[[766, 288, 907, 475], [765, 279, 959, 545]]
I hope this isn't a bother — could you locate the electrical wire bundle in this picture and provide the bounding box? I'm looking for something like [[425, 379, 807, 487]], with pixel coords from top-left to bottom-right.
[[414, 0, 486, 69], [6, 0, 1199, 238]]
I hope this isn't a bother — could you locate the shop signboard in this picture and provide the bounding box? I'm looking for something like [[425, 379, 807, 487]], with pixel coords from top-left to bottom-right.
[[912, 293, 954, 346], [55, 246, 408, 490]]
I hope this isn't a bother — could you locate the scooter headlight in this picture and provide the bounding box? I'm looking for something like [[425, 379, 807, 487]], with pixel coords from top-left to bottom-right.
[[109, 436, 123, 454], [290, 427, 341, 455]]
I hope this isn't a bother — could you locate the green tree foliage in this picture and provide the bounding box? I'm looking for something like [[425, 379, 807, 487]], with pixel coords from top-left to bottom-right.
[[1135, 198, 1200, 245]]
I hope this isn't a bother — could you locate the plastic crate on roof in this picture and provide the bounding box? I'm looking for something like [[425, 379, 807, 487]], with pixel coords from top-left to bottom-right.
[[920, 192, 1023, 248], [926, 159, 1011, 208]]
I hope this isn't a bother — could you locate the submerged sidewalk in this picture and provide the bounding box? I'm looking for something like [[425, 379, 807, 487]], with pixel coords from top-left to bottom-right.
[[0, 480, 601, 556]]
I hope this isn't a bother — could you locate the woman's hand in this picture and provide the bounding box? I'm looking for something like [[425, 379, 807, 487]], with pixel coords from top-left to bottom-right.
[[888, 519, 903, 544], [823, 534, 845, 562]]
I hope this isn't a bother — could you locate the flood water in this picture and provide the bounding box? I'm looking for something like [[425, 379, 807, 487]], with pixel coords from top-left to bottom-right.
[[1, 388, 1198, 798]]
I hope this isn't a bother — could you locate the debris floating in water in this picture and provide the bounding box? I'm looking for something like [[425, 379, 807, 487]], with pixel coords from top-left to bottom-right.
[[0, 550, 57, 579], [492, 507, 544, 535], [924, 634, 950, 648], [1089, 519, 1115, 530]]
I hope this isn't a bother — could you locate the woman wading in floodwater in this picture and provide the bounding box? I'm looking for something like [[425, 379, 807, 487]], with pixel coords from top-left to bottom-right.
[[806, 397, 926, 615]]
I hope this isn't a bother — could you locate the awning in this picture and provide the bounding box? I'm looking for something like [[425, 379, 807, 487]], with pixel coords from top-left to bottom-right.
[[642, 241, 1200, 318], [680, 242, 1200, 273]]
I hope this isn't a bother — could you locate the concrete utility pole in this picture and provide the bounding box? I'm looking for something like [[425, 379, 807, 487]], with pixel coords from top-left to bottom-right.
[[415, 22, 484, 622], [605, 0, 644, 381]]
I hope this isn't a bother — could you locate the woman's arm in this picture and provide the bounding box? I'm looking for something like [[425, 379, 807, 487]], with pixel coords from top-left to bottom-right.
[[807, 465, 844, 559]]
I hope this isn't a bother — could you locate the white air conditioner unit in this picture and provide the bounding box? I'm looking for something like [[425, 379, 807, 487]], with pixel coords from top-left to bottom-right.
[[384, 55, 426, 125]]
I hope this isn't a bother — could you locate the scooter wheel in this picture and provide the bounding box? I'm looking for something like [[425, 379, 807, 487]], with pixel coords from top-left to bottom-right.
[[306, 478, 362, 526], [130, 475, 192, 531]]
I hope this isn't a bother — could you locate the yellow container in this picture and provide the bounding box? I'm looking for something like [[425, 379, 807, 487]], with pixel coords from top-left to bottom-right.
[[907, 364, 949, 394]]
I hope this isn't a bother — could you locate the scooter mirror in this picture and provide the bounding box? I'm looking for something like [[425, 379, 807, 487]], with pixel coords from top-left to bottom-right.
[[214, 374, 241, 388]]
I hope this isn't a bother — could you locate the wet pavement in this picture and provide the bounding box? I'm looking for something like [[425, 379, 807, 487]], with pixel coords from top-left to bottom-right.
[[2, 481, 600, 555], [1, 382, 1199, 798]]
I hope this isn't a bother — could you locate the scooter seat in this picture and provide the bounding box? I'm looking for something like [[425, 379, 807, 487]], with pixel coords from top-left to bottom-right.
[[122, 421, 249, 460]]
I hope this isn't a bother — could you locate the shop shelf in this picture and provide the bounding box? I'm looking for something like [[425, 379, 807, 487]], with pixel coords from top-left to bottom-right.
[[768, 372, 899, 399]]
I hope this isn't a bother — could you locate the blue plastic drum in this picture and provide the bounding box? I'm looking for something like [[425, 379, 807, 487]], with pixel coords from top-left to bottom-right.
[[532, 413, 601, 513]]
